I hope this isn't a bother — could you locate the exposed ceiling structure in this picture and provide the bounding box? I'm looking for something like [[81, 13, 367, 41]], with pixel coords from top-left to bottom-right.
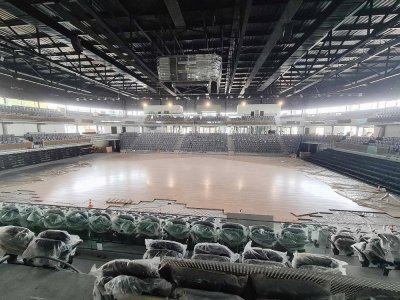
[[0, 0, 399, 107]]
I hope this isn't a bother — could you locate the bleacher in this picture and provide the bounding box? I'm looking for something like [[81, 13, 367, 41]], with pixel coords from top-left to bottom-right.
[[281, 134, 302, 154], [24, 133, 82, 142], [181, 133, 228, 152], [0, 134, 23, 144], [304, 148, 400, 194], [0, 105, 67, 120], [121, 132, 180, 151], [232, 134, 283, 153]]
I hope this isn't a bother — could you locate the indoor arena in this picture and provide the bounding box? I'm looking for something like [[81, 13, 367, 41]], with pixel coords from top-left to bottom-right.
[[0, 1, 400, 299]]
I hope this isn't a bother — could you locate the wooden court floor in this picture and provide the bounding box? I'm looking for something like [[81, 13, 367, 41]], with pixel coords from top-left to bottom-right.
[[0, 153, 374, 221]]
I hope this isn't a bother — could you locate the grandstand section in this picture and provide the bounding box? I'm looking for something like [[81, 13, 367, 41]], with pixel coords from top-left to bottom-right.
[[1, 0, 400, 298]]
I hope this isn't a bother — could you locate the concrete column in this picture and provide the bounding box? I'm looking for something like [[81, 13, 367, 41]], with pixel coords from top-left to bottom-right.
[[37, 123, 42, 132], [1, 122, 8, 135]]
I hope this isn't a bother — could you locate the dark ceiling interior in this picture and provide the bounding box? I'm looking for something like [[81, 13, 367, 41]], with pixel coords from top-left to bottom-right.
[[0, 0, 400, 109]]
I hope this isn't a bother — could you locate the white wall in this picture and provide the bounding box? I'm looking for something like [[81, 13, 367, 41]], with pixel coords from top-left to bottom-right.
[[6, 123, 38, 136], [237, 104, 280, 116], [40, 124, 65, 133], [384, 125, 400, 137], [125, 126, 141, 133]]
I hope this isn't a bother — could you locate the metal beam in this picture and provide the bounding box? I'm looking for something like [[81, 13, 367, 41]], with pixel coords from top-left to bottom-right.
[[239, 0, 302, 95], [72, 0, 176, 96], [257, 0, 365, 92], [283, 12, 400, 97], [227, 0, 252, 94], [163, 0, 186, 29], [5, 0, 157, 95]]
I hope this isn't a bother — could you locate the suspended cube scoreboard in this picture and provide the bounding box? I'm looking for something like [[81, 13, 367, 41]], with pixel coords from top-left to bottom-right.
[[157, 54, 222, 94]]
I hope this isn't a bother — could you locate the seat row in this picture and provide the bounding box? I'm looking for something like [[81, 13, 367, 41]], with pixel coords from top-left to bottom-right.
[[180, 133, 228, 152]]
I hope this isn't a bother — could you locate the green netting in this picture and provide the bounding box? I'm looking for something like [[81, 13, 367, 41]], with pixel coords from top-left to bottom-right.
[[0, 205, 20, 226], [190, 224, 217, 243], [249, 225, 277, 248], [89, 213, 112, 233], [112, 215, 136, 234], [66, 210, 89, 231], [19, 206, 44, 229], [164, 220, 190, 240], [219, 228, 248, 248], [136, 217, 161, 238], [278, 228, 308, 251], [43, 208, 66, 229]]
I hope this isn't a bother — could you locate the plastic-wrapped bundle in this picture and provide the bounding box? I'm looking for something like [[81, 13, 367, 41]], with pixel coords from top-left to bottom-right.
[[163, 218, 190, 241], [331, 229, 356, 255], [278, 227, 308, 252], [22, 237, 70, 267], [0, 204, 20, 226], [66, 210, 89, 231], [311, 226, 330, 248], [218, 223, 248, 249], [159, 264, 248, 295], [243, 259, 286, 267], [89, 212, 112, 234], [378, 233, 400, 254], [95, 258, 160, 279], [249, 225, 276, 248], [145, 239, 186, 254], [111, 214, 136, 234], [242, 242, 287, 264], [143, 249, 183, 259], [298, 265, 343, 275], [292, 253, 347, 275], [250, 275, 331, 299], [172, 288, 245, 300], [93, 276, 113, 300], [19, 206, 44, 229], [0, 226, 35, 255], [38, 229, 82, 257], [190, 221, 217, 243], [43, 208, 66, 229], [352, 237, 395, 267], [136, 216, 161, 238], [193, 242, 240, 262], [103, 275, 172, 298]]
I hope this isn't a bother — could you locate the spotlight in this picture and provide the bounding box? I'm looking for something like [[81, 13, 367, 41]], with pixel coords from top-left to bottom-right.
[[206, 101, 211, 107], [241, 101, 246, 106], [168, 102, 172, 107], [278, 100, 284, 106], [142, 102, 148, 107]]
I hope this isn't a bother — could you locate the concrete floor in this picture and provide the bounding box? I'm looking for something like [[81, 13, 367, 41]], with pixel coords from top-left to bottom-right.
[[0, 153, 374, 221]]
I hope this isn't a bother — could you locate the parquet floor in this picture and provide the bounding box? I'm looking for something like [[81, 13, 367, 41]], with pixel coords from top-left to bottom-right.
[[0, 153, 374, 221]]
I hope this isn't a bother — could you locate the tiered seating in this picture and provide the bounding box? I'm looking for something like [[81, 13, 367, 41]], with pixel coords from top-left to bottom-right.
[[0, 105, 64, 118], [232, 134, 283, 153], [122, 132, 180, 151], [280, 134, 302, 154], [304, 149, 400, 194], [301, 135, 342, 144], [181, 133, 228, 152], [24, 133, 81, 142], [368, 107, 400, 123], [0, 134, 23, 144], [0, 144, 92, 170], [338, 137, 400, 155], [229, 115, 276, 124]]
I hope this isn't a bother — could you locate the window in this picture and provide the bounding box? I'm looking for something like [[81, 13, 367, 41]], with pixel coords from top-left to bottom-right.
[[315, 127, 324, 135], [305, 108, 317, 114], [359, 102, 377, 110], [292, 126, 298, 134]]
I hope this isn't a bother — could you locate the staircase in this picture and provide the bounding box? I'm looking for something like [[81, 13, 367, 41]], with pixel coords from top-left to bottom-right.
[[174, 135, 184, 152], [227, 135, 235, 155]]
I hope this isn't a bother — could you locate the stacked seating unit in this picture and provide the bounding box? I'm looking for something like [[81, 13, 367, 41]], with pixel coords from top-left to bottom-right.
[[0, 144, 92, 170], [0, 134, 23, 144], [121, 132, 180, 151], [180, 133, 228, 152], [304, 149, 400, 194], [338, 136, 400, 156], [24, 133, 82, 142], [232, 134, 283, 153]]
